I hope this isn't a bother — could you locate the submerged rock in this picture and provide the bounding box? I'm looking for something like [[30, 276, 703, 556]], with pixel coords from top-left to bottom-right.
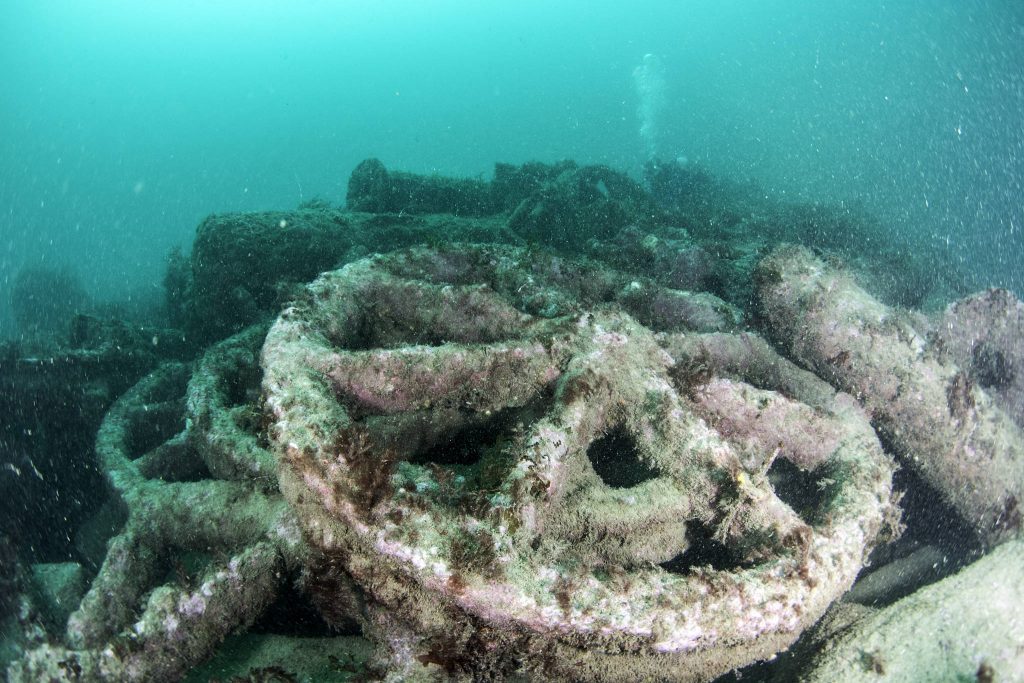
[[800, 539, 1024, 682]]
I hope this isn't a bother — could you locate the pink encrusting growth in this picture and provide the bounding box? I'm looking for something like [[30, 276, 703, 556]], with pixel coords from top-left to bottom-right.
[[262, 244, 897, 682], [756, 245, 1024, 547], [9, 342, 305, 682], [12, 156, 1021, 682]]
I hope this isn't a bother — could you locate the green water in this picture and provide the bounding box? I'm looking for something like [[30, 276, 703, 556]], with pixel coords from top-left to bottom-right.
[[2, 4, 1024, 680], [2, 0, 1022, 337]]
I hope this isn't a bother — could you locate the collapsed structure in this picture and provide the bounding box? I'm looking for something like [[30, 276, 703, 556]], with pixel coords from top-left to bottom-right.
[[755, 246, 1024, 546], [4, 160, 1021, 681]]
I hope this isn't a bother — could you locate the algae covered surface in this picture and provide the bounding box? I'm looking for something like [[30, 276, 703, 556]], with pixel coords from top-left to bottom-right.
[[1, 3, 1023, 681], [2, 158, 1020, 682]]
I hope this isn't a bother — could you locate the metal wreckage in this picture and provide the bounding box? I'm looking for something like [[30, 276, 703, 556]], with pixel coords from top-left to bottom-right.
[[4, 160, 1022, 682]]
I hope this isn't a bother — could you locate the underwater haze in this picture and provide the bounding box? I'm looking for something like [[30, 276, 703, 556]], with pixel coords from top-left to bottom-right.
[[2, 0, 1023, 337], [5, 2, 1024, 681]]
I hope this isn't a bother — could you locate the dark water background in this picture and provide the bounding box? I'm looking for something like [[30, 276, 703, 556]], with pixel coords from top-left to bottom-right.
[[2, 0, 1023, 338]]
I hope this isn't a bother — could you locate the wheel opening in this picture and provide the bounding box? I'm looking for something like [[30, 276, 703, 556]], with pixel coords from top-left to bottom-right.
[[223, 360, 262, 408], [126, 400, 185, 460], [660, 523, 743, 574], [400, 393, 553, 500], [769, 457, 831, 524], [587, 427, 659, 489]]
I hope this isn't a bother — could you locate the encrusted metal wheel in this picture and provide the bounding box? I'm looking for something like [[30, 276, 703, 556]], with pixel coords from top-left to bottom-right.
[[264, 246, 896, 682], [11, 337, 301, 682]]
